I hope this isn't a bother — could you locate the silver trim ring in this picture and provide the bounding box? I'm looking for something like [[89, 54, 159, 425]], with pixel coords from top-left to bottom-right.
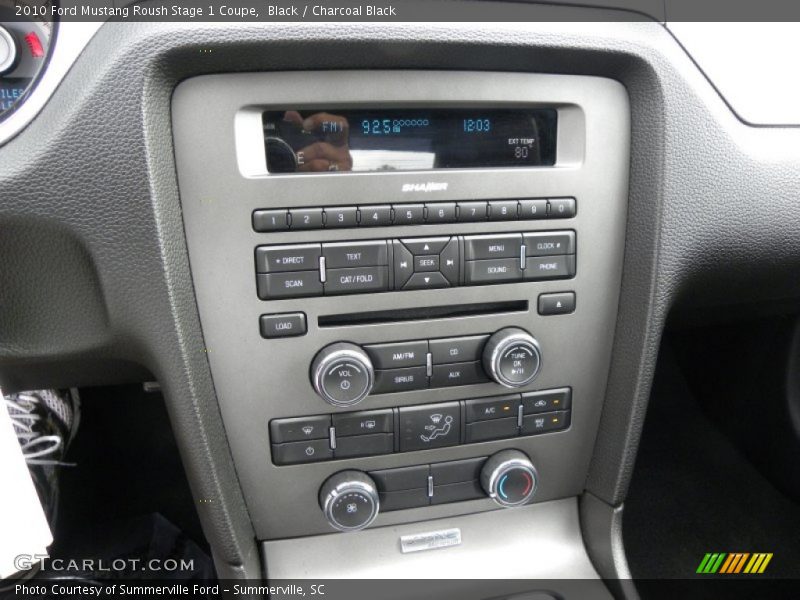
[[322, 480, 380, 532], [487, 333, 542, 388], [311, 346, 374, 407], [487, 458, 539, 507], [0, 25, 17, 75]]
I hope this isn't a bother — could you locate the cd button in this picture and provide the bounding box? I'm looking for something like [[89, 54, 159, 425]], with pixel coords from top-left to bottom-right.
[[322, 240, 388, 268], [463, 233, 522, 260], [465, 259, 523, 284], [429, 335, 488, 364], [324, 266, 389, 294]]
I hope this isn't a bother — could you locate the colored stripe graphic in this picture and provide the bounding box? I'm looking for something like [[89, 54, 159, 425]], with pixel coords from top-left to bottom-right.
[[698, 552, 773, 574]]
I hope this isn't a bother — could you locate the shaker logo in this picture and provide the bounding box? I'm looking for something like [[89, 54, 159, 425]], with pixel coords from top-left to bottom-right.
[[401, 182, 448, 193]]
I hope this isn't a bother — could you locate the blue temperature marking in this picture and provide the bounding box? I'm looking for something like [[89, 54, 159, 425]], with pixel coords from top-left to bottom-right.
[[499, 474, 509, 500]]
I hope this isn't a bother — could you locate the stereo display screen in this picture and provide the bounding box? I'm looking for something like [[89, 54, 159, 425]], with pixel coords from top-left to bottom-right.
[[263, 108, 557, 173]]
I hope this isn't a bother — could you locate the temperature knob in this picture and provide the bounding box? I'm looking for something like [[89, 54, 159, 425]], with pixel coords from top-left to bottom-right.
[[480, 449, 538, 507], [310, 342, 375, 407], [319, 470, 380, 532], [482, 327, 542, 388]]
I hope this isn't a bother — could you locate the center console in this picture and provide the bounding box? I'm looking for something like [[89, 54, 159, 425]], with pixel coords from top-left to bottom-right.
[[172, 71, 629, 545]]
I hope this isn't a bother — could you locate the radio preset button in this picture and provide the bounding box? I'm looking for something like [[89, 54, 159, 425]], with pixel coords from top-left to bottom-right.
[[465, 258, 523, 284], [523, 231, 576, 257], [290, 208, 324, 229], [457, 201, 488, 221], [253, 209, 289, 232], [324, 266, 389, 294], [259, 312, 307, 338], [270, 415, 331, 444], [257, 272, 322, 299], [392, 203, 425, 225], [429, 335, 488, 364], [322, 240, 388, 269], [324, 206, 359, 228], [488, 200, 519, 221], [430, 361, 489, 388], [425, 203, 457, 223], [464, 234, 523, 260], [523, 255, 576, 280], [360, 205, 393, 226], [364, 340, 428, 369], [519, 199, 548, 220], [256, 244, 321, 273], [548, 198, 576, 218]]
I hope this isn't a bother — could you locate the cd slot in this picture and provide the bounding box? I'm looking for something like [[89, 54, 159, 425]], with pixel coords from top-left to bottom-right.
[[318, 300, 528, 328]]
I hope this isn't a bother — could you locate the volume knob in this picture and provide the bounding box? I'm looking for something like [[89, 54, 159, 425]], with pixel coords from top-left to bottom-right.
[[482, 327, 542, 388], [310, 342, 375, 407]]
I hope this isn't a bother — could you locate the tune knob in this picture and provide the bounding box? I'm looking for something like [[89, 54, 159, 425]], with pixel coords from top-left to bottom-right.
[[319, 470, 380, 532], [311, 342, 375, 407], [482, 327, 542, 388], [481, 449, 539, 507]]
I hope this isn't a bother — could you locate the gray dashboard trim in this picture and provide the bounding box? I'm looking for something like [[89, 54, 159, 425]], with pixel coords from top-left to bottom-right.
[[1, 14, 799, 582]]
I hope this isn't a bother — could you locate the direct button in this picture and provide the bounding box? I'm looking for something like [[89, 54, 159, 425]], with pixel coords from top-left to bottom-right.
[[324, 266, 388, 295], [333, 409, 393, 437], [464, 234, 522, 260], [323, 240, 388, 269], [364, 340, 428, 369], [255, 244, 321, 273], [259, 312, 307, 338], [270, 415, 331, 443]]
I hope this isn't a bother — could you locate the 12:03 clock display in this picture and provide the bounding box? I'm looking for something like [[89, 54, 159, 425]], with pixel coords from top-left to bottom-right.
[[263, 108, 557, 173]]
